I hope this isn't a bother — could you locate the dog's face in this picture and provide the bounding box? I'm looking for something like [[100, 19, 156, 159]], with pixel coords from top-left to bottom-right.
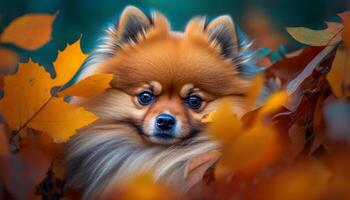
[[81, 7, 251, 145]]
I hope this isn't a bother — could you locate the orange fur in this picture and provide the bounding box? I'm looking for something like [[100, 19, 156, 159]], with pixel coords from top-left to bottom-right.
[[65, 6, 255, 199]]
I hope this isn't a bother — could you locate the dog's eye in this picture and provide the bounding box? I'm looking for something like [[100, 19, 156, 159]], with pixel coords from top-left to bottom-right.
[[137, 91, 155, 105], [185, 95, 203, 110]]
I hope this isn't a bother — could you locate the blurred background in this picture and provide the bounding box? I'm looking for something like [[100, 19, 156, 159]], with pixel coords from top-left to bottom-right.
[[0, 0, 349, 70]]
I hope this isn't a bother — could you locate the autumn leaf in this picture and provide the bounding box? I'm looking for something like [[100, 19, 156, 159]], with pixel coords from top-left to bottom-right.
[[0, 48, 19, 71], [53, 38, 88, 86], [0, 136, 51, 200], [0, 59, 53, 131], [27, 98, 97, 142], [259, 160, 331, 200], [0, 124, 9, 156], [57, 74, 113, 97], [246, 74, 264, 110], [258, 91, 288, 117], [0, 13, 57, 50], [185, 150, 221, 191], [208, 99, 241, 146], [106, 173, 176, 200], [287, 22, 343, 46], [0, 38, 100, 142], [223, 122, 279, 174], [327, 46, 350, 98], [339, 11, 350, 48]]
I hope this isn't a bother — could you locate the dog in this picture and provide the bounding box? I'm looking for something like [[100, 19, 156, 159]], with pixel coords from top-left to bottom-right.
[[64, 6, 258, 199]]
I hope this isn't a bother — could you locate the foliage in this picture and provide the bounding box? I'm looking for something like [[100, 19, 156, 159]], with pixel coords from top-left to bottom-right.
[[0, 10, 350, 200]]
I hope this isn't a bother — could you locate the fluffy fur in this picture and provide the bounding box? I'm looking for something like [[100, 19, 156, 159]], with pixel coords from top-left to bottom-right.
[[64, 6, 258, 200]]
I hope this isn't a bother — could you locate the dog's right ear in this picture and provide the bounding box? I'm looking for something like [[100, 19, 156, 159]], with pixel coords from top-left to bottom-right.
[[115, 6, 152, 44]]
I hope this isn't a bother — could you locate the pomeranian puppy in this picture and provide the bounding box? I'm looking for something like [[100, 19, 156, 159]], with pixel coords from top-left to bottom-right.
[[64, 6, 258, 199]]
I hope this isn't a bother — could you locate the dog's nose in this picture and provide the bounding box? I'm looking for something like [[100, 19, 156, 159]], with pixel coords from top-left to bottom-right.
[[156, 114, 176, 131]]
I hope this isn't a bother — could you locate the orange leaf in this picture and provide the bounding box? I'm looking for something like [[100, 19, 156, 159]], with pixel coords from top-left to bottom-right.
[[57, 74, 113, 97], [0, 47, 19, 70], [223, 122, 279, 174], [27, 98, 97, 142], [339, 11, 350, 48], [0, 124, 9, 156], [185, 150, 221, 191], [0, 59, 53, 131], [208, 99, 241, 146], [258, 91, 288, 117], [0, 13, 57, 50], [327, 46, 350, 98], [53, 38, 88, 86], [107, 173, 176, 200], [246, 73, 264, 110], [260, 160, 331, 200]]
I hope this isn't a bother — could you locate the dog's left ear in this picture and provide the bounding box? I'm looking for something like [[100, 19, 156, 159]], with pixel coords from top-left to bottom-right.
[[205, 15, 247, 59]]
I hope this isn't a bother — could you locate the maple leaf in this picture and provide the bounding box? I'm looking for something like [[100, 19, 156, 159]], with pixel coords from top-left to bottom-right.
[[0, 39, 112, 142], [52, 38, 88, 86], [27, 98, 97, 142], [287, 22, 343, 46], [0, 60, 53, 131], [0, 13, 57, 50], [57, 74, 113, 97]]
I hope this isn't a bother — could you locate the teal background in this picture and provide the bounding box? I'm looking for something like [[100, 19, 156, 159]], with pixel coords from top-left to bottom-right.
[[0, 0, 349, 75]]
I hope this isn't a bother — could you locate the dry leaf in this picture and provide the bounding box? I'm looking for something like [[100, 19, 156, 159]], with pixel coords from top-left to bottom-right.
[[0, 59, 53, 131], [259, 160, 331, 200], [0, 40, 97, 143], [288, 124, 306, 159], [327, 46, 350, 98], [1, 137, 51, 200], [208, 99, 241, 146], [27, 98, 97, 142], [52, 39, 88, 86], [57, 74, 113, 97], [223, 122, 279, 174], [0, 13, 57, 50], [0, 124, 9, 156], [107, 173, 175, 200], [339, 11, 350, 48], [0, 48, 19, 71], [185, 150, 221, 191], [286, 22, 343, 46], [246, 74, 264, 110], [258, 91, 288, 117]]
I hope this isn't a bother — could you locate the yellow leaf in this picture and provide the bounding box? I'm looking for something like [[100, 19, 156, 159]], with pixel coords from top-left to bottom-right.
[[208, 99, 241, 145], [0, 47, 19, 70], [0, 59, 53, 131], [223, 122, 278, 173], [28, 98, 97, 142], [111, 173, 175, 200], [258, 91, 288, 117], [57, 74, 113, 97], [339, 11, 350, 48], [327, 46, 350, 98], [246, 74, 264, 109], [261, 160, 331, 200], [201, 111, 217, 123], [53, 38, 88, 86], [0, 13, 57, 50], [287, 22, 343, 46]]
